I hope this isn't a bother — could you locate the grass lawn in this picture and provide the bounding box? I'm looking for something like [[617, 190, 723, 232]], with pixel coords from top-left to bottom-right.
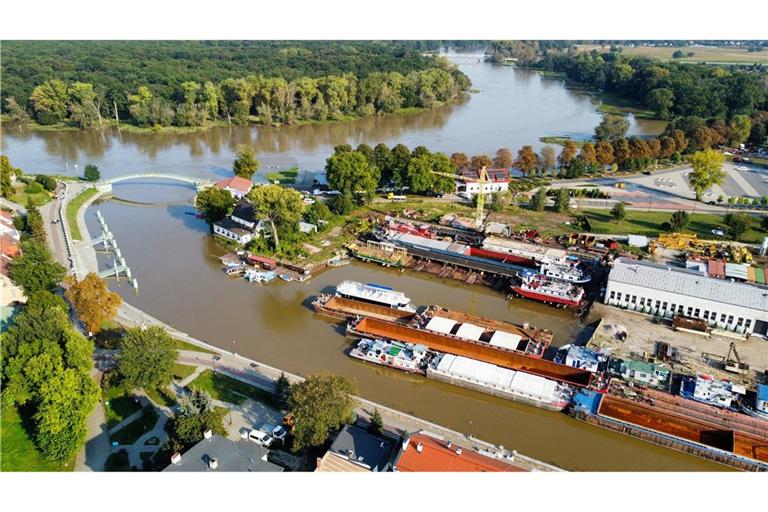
[[103, 380, 142, 429], [7, 182, 53, 207], [265, 167, 299, 185], [66, 186, 99, 240], [573, 44, 768, 65], [190, 369, 274, 406], [110, 406, 159, 445], [144, 386, 177, 408], [580, 209, 767, 243], [172, 363, 197, 381], [173, 338, 218, 355], [0, 405, 75, 472]]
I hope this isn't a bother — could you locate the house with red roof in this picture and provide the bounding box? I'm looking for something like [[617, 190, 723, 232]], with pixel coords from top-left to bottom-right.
[[392, 431, 524, 472], [214, 175, 253, 199]]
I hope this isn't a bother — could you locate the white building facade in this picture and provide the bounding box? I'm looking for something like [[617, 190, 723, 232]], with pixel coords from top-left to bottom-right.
[[605, 258, 768, 337]]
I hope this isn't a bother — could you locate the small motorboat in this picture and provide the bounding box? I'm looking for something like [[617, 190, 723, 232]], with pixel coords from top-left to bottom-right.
[[278, 274, 293, 282]]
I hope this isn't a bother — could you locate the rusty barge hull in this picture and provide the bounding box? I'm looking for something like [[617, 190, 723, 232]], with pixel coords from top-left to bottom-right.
[[348, 316, 591, 386], [598, 394, 768, 464], [312, 296, 416, 323], [424, 305, 552, 358]]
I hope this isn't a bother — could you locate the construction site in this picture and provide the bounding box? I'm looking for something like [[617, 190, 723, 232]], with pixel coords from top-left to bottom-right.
[[587, 303, 768, 389]]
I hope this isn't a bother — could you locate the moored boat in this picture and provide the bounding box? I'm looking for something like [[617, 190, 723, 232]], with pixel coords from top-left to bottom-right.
[[349, 338, 428, 374], [540, 261, 590, 284], [427, 353, 573, 411], [510, 271, 584, 308], [335, 280, 416, 312]]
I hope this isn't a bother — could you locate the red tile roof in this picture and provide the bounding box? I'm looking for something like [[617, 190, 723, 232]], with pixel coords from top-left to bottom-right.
[[394, 433, 523, 472], [214, 176, 253, 193], [0, 210, 14, 226]]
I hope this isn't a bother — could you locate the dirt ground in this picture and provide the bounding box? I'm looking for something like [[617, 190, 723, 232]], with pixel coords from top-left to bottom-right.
[[587, 303, 768, 388]]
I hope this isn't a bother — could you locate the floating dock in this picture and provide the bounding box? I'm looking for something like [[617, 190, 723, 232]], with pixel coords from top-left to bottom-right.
[[347, 316, 591, 386]]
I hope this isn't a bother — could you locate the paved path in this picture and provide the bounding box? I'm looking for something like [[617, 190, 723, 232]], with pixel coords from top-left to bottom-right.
[[0, 196, 27, 215], [74, 370, 112, 472]]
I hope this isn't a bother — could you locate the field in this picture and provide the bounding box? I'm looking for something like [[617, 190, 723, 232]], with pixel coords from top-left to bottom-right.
[[0, 405, 74, 471], [574, 44, 768, 65], [580, 209, 767, 243], [264, 167, 299, 185], [190, 369, 274, 406], [7, 182, 52, 207], [66, 186, 98, 240]]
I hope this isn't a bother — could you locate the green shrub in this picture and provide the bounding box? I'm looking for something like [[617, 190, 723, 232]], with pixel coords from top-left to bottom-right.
[[25, 181, 44, 194]]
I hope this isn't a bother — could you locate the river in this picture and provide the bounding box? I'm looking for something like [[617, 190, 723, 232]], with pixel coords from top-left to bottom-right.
[[1, 53, 666, 177], [4, 56, 721, 470], [79, 181, 723, 471]]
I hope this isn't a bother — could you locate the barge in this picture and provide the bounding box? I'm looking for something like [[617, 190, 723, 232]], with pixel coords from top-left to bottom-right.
[[347, 316, 592, 386], [419, 305, 552, 358], [427, 353, 573, 411], [346, 240, 409, 267]]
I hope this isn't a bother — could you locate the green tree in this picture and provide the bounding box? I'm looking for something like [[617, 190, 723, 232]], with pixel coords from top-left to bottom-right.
[[372, 143, 392, 185], [646, 88, 674, 120], [595, 114, 630, 141], [233, 147, 259, 179], [29, 79, 69, 124], [729, 115, 752, 146], [688, 149, 725, 201], [327, 193, 354, 215], [64, 273, 122, 335], [83, 164, 100, 182], [388, 144, 412, 188], [34, 367, 98, 461], [368, 408, 384, 436], [325, 151, 380, 203], [195, 186, 235, 231], [611, 201, 626, 222], [5, 96, 30, 124], [530, 188, 547, 211], [1, 155, 14, 198], [553, 188, 571, 213], [274, 373, 292, 410], [117, 326, 177, 390], [723, 213, 751, 241], [168, 393, 226, 449], [669, 210, 690, 232], [9, 240, 66, 295], [25, 202, 47, 244], [288, 373, 356, 452], [489, 191, 507, 212], [247, 184, 304, 250]]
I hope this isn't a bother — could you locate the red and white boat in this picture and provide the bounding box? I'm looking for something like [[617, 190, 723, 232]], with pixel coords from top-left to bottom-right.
[[511, 271, 584, 308]]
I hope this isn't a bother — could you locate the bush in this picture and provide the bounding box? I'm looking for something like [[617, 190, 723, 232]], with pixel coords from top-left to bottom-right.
[[328, 193, 354, 215], [36, 175, 57, 191], [25, 181, 44, 194]]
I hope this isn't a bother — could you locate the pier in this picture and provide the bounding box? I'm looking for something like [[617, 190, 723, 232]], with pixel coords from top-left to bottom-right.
[[92, 210, 139, 292]]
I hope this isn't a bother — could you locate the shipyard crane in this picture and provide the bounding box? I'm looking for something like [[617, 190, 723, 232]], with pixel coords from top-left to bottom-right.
[[475, 166, 488, 228]]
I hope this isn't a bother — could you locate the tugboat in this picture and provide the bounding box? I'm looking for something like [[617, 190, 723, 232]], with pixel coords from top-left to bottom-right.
[[510, 271, 584, 308]]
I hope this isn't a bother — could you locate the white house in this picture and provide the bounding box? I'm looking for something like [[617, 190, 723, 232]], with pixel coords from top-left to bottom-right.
[[214, 176, 253, 199], [455, 168, 510, 199], [213, 219, 255, 245]]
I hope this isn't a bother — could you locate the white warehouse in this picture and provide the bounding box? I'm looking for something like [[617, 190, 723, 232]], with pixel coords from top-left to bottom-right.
[[604, 257, 768, 337]]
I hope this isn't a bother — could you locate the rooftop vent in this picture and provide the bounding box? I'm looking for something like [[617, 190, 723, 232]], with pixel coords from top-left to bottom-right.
[[203, 429, 213, 440], [208, 457, 218, 470], [402, 438, 410, 451], [446, 441, 452, 449], [170, 452, 182, 465], [455, 447, 462, 455], [416, 442, 424, 453], [347, 449, 354, 459]]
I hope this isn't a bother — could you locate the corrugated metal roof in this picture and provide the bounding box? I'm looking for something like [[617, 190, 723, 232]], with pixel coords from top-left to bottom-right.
[[425, 316, 457, 335], [758, 384, 768, 401], [489, 331, 522, 350], [725, 263, 748, 279], [609, 258, 768, 312], [455, 323, 485, 341]]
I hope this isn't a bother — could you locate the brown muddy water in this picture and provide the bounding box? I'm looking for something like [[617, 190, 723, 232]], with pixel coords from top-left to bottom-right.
[[82, 182, 723, 471], [1, 54, 665, 179]]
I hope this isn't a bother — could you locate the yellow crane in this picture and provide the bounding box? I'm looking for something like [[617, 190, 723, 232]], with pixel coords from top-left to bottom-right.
[[475, 166, 488, 228]]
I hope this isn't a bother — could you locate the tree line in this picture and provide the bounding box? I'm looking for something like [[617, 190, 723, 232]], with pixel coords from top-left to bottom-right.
[[2, 42, 470, 129], [536, 50, 767, 122]]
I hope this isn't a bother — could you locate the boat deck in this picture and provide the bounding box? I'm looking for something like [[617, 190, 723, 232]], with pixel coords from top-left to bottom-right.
[[315, 296, 416, 323], [422, 305, 553, 356], [348, 316, 591, 386]]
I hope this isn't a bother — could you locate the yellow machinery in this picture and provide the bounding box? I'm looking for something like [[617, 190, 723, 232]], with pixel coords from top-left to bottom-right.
[[475, 165, 488, 228], [649, 233, 754, 263]]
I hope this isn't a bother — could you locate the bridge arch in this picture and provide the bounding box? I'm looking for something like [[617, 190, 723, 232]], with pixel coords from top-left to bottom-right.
[[99, 173, 214, 193]]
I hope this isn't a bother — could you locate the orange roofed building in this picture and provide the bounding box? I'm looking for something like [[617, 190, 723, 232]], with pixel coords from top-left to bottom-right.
[[393, 432, 524, 472], [214, 175, 253, 199]]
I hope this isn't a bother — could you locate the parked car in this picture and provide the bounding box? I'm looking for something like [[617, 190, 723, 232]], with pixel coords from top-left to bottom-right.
[[261, 423, 287, 442], [711, 229, 725, 237], [248, 429, 273, 447]]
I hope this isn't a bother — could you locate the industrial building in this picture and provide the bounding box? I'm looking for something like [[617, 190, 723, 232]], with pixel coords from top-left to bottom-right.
[[605, 258, 768, 337]]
